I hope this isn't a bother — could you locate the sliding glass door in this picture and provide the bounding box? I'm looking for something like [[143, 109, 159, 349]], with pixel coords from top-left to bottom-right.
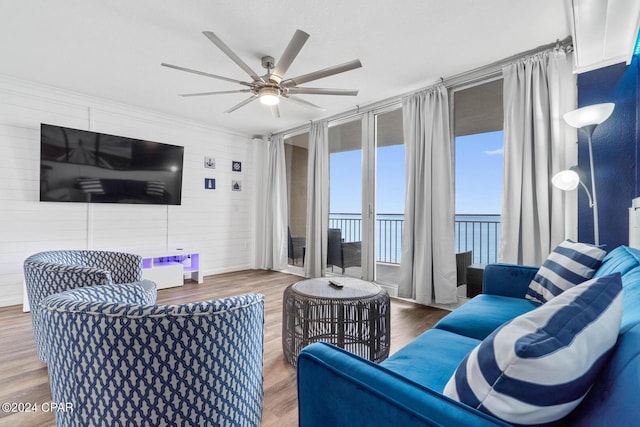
[[374, 108, 405, 286], [328, 119, 364, 279], [284, 132, 309, 270], [325, 107, 405, 288]]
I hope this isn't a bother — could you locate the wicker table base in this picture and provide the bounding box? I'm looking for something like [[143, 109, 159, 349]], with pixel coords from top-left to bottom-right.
[[282, 277, 390, 366]]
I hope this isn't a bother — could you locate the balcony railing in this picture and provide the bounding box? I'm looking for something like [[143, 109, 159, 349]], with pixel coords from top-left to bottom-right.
[[454, 214, 501, 264], [329, 213, 500, 265]]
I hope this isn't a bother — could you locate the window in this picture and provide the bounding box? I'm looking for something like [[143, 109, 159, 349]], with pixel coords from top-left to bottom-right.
[[453, 79, 503, 264]]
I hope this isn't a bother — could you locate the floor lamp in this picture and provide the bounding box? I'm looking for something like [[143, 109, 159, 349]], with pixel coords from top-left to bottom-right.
[[552, 102, 615, 246]]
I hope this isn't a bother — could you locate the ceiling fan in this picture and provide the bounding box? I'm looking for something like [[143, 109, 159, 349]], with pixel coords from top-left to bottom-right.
[[161, 30, 362, 117]]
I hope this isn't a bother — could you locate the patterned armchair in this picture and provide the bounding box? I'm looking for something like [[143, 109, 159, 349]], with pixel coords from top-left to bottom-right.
[[40, 285, 265, 427], [23, 250, 156, 362]]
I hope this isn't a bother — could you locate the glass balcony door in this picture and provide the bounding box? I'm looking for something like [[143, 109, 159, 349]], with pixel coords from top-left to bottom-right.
[[326, 107, 405, 287], [328, 118, 364, 279], [284, 132, 309, 271], [374, 108, 404, 286]]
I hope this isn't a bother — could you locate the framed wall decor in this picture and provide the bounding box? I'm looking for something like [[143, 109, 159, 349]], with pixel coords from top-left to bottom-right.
[[232, 160, 242, 172], [204, 156, 216, 169], [232, 180, 242, 191], [204, 178, 216, 189]]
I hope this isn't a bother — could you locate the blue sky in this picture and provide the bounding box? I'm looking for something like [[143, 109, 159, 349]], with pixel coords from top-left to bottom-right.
[[329, 130, 503, 215], [455, 130, 504, 214]]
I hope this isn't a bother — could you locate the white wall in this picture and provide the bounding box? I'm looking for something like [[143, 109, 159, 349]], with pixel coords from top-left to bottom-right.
[[0, 76, 256, 307]]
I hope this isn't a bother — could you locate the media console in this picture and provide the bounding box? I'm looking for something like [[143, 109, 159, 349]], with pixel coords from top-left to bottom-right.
[[140, 249, 203, 289]]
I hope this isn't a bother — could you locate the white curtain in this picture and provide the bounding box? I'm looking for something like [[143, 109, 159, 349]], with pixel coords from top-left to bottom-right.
[[500, 49, 576, 265], [398, 84, 457, 305], [304, 121, 329, 278], [256, 134, 288, 270]]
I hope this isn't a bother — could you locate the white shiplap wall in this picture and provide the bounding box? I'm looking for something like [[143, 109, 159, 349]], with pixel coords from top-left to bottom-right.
[[0, 76, 257, 307]]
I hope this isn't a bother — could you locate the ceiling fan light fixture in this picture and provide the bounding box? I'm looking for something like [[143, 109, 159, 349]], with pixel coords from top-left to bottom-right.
[[259, 87, 280, 105], [164, 29, 361, 116]]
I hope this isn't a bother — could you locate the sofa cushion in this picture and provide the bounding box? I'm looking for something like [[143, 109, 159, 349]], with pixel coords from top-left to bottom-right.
[[381, 328, 480, 392], [526, 240, 606, 304], [593, 246, 640, 332], [434, 294, 539, 340], [594, 245, 640, 279], [444, 273, 623, 425], [619, 267, 640, 333]]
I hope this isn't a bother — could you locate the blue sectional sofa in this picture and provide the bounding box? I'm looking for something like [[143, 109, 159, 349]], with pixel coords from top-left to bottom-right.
[[297, 245, 640, 426]]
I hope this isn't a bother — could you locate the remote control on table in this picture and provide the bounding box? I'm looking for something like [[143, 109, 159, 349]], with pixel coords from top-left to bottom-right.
[[328, 280, 343, 289]]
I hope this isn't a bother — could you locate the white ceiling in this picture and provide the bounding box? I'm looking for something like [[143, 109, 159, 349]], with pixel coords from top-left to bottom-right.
[[0, 0, 570, 137]]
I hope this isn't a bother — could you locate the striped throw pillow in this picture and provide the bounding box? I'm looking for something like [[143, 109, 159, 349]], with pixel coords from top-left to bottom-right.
[[443, 273, 622, 425], [526, 240, 606, 304]]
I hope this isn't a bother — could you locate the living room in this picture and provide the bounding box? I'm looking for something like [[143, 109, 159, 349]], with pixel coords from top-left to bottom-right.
[[2, 1, 640, 426]]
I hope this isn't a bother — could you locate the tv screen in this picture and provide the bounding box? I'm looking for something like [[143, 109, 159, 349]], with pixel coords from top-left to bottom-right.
[[40, 124, 184, 205]]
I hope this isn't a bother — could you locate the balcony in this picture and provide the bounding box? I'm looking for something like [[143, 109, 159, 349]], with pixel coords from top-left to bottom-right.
[[326, 213, 501, 284]]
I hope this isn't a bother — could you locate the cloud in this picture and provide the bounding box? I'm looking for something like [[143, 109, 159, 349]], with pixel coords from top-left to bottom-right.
[[484, 147, 503, 156]]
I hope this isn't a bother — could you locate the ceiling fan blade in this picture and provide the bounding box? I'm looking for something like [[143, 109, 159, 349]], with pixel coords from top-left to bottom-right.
[[161, 63, 251, 86], [179, 89, 252, 97], [286, 95, 326, 111], [270, 104, 281, 118], [271, 30, 310, 83], [282, 59, 362, 87], [287, 87, 359, 96], [225, 95, 257, 113], [202, 31, 263, 82]]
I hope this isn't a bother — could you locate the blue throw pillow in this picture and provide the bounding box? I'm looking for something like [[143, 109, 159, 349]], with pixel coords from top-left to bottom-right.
[[443, 273, 623, 425], [526, 240, 606, 303]]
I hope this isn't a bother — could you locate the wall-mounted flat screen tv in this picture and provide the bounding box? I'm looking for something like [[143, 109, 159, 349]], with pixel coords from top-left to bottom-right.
[[40, 124, 184, 205]]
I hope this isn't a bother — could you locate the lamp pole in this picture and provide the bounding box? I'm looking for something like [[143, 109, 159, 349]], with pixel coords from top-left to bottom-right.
[[584, 127, 599, 246]]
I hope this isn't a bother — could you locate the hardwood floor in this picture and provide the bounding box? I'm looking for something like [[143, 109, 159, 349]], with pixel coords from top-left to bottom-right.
[[0, 270, 448, 427]]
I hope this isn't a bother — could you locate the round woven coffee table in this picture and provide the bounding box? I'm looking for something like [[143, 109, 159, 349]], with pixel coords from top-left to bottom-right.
[[282, 277, 390, 366]]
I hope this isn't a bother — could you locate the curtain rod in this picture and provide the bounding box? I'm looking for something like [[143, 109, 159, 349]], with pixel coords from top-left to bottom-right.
[[278, 36, 573, 138]]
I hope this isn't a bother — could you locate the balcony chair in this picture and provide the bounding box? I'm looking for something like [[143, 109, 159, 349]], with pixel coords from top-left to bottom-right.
[[455, 250, 473, 286], [23, 250, 156, 362], [40, 285, 265, 427], [288, 226, 305, 266], [327, 228, 362, 274]]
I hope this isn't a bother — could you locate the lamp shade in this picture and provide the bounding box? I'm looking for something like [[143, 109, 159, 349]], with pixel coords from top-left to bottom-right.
[[259, 87, 280, 105], [552, 169, 580, 191], [563, 103, 615, 128]]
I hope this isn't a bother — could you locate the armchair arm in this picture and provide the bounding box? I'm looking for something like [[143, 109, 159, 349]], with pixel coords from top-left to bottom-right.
[[483, 263, 539, 299], [297, 343, 509, 427]]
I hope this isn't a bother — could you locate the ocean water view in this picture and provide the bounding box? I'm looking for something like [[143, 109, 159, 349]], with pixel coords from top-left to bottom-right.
[[329, 213, 501, 265]]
